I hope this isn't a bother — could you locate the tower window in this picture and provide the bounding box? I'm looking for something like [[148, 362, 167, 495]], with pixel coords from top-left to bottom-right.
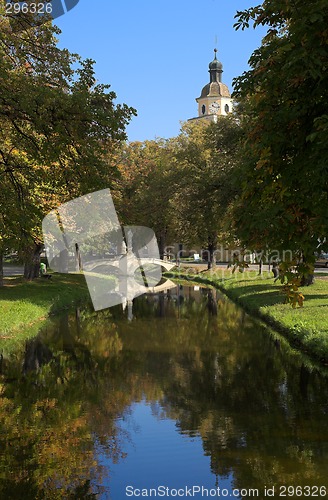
[[202, 104, 206, 115], [225, 104, 230, 113]]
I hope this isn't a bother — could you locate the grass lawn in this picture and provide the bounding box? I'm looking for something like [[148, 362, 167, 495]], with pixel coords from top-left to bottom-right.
[[0, 273, 91, 350], [165, 267, 328, 363]]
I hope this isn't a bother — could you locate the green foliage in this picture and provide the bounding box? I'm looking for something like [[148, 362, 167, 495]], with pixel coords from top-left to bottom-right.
[[275, 259, 315, 308], [169, 117, 243, 264], [0, 6, 136, 268], [233, 0, 328, 246], [112, 139, 177, 256], [230, 0, 328, 305]]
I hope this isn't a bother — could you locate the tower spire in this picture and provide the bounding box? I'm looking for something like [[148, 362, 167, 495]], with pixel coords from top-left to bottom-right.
[[209, 48, 223, 83], [189, 46, 233, 122]]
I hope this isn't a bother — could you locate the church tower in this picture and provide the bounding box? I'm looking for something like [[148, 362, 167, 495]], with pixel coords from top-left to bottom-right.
[[189, 49, 233, 123]]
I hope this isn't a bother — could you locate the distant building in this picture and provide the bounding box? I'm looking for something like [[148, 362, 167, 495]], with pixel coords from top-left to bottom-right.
[[189, 49, 233, 123]]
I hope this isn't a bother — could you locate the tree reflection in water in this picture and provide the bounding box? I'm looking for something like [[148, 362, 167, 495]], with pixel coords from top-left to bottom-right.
[[0, 285, 328, 498]]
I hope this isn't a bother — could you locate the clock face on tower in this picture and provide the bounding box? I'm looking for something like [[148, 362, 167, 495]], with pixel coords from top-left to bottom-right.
[[209, 102, 220, 114]]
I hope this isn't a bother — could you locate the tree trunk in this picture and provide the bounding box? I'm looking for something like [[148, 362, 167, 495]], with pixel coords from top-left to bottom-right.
[[299, 364, 310, 399], [24, 243, 44, 280], [57, 248, 69, 273], [300, 253, 315, 286], [258, 258, 263, 275], [75, 243, 82, 271], [158, 293, 165, 317], [207, 241, 216, 270], [75, 308, 81, 335], [300, 273, 315, 286], [0, 252, 3, 287], [158, 229, 167, 260], [207, 289, 218, 315], [272, 262, 279, 278], [23, 339, 53, 375]]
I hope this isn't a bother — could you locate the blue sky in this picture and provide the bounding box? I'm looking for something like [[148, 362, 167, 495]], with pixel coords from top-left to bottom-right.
[[56, 0, 266, 142]]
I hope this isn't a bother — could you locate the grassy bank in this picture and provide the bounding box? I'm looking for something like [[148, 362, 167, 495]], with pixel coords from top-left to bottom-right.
[[166, 267, 328, 363], [0, 273, 91, 350]]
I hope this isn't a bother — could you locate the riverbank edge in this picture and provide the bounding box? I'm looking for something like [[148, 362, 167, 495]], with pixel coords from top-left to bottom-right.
[[0, 274, 91, 351], [164, 269, 328, 365]]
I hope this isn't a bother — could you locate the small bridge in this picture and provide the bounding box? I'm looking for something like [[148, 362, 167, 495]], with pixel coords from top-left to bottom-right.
[[82, 253, 175, 276], [81, 251, 177, 310]]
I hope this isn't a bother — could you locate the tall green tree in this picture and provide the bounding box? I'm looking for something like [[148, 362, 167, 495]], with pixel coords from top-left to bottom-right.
[[232, 0, 328, 282], [0, 3, 136, 280], [171, 117, 243, 268], [113, 139, 178, 258]]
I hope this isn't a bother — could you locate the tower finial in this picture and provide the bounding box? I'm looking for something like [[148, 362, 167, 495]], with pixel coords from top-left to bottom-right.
[[214, 34, 218, 58]]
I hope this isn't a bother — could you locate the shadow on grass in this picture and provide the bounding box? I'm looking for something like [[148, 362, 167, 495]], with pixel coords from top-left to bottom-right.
[[227, 283, 328, 307], [225, 283, 284, 308], [300, 293, 328, 301], [0, 273, 91, 315]]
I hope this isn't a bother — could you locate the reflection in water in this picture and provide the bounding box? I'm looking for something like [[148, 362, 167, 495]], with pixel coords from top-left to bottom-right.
[[0, 286, 328, 499]]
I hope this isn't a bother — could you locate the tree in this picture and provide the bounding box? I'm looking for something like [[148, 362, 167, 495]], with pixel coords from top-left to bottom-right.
[[112, 139, 178, 258], [0, 3, 136, 280], [232, 0, 328, 293], [171, 117, 243, 268]]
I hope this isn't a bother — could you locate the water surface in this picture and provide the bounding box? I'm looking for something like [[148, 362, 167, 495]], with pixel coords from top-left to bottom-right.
[[1, 286, 328, 499]]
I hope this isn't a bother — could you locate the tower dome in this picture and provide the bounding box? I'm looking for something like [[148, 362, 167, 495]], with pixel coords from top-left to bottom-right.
[[188, 48, 234, 123], [199, 49, 230, 99], [208, 48, 223, 84], [209, 49, 223, 72]]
